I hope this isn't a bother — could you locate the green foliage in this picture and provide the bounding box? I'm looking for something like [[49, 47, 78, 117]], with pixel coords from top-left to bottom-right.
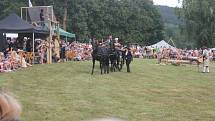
[[0, 0, 165, 45], [0, 0, 26, 19], [67, 0, 165, 44], [179, 0, 215, 47]]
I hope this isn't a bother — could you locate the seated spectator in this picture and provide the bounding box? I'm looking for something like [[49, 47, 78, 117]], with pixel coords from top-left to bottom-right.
[[0, 52, 4, 72], [74, 52, 82, 61], [2, 52, 12, 72], [10, 51, 21, 70], [17, 49, 32, 68]]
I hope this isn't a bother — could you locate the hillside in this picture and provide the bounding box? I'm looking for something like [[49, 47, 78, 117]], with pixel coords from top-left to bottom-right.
[[156, 5, 180, 25]]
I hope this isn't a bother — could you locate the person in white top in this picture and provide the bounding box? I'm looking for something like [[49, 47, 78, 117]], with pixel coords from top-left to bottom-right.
[[202, 47, 210, 73]]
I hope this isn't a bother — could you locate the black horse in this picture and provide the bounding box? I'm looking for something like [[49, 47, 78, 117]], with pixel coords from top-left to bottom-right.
[[108, 41, 125, 72], [109, 49, 120, 72], [91, 42, 109, 75]]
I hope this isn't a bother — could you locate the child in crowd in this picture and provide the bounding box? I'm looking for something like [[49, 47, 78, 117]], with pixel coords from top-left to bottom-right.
[[2, 52, 12, 72], [10, 51, 19, 70], [17, 49, 32, 68], [37, 40, 47, 64], [0, 52, 4, 72]]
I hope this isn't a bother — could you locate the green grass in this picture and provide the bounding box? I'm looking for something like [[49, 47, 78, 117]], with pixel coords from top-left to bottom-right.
[[0, 59, 215, 121]]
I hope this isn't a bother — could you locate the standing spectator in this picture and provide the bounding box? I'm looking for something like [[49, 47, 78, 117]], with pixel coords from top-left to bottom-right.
[[203, 47, 210, 73], [40, 9, 45, 27], [60, 40, 66, 62]]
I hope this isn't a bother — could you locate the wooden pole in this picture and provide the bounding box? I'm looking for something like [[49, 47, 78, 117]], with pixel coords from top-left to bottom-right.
[[51, 6, 54, 22], [25, 8, 28, 21], [48, 20, 52, 64], [21, 8, 23, 19], [57, 22, 60, 41]]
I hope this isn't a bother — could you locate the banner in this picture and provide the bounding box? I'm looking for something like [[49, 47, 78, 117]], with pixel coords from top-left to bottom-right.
[[29, 0, 33, 7]]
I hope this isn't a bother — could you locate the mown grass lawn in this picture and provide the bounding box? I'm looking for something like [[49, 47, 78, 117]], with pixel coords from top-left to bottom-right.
[[0, 59, 215, 121]]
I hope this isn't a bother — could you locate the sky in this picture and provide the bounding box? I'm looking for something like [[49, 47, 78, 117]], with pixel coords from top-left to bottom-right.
[[153, 0, 182, 7]]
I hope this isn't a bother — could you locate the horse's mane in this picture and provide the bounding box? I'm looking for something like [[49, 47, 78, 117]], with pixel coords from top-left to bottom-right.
[[0, 92, 21, 121]]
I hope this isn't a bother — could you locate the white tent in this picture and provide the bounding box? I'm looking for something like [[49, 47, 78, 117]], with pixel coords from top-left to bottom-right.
[[210, 48, 215, 51], [6, 33, 18, 38], [150, 40, 175, 49]]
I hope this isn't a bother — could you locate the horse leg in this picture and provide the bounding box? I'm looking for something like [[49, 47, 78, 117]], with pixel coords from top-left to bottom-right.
[[104, 64, 106, 74], [120, 58, 125, 71], [116, 59, 121, 71], [106, 56, 110, 74], [117, 62, 120, 71], [114, 58, 119, 71], [113, 60, 116, 71], [104, 63, 107, 74], [104, 58, 107, 74], [106, 58, 109, 74], [107, 61, 109, 74], [100, 61, 103, 75], [91, 58, 95, 75], [120, 62, 123, 71], [113, 62, 115, 72], [110, 60, 112, 72], [117, 57, 121, 71], [110, 61, 113, 72]]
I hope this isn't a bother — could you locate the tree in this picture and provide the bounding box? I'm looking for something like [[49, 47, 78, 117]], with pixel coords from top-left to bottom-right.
[[178, 0, 215, 47], [0, 0, 165, 45], [63, 0, 68, 31], [0, 0, 26, 19]]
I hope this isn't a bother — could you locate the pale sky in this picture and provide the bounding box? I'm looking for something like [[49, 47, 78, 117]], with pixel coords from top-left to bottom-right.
[[153, 0, 182, 7]]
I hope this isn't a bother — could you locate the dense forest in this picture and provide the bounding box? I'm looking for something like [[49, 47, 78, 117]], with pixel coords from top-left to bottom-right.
[[0, 0, 165, 45]]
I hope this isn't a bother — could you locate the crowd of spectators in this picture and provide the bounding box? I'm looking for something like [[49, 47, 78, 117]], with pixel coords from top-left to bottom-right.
[[0, 48, 32, 73], [0, 36, 94, 73], [130, 45, 215, 62], [35, 39, 93, 63], [1, 36, 215, 73]]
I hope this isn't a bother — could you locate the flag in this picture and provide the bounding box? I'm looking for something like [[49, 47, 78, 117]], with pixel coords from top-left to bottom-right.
[[29, 0, 33, 7]]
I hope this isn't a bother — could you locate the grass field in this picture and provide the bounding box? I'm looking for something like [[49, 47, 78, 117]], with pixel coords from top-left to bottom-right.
[[0, 59, 215, 121]]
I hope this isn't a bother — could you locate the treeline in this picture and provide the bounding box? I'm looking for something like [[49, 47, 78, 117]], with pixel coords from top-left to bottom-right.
[[178, 0, 215, 48], [0, 0, 165, 45], [157, 1, 215, 48]]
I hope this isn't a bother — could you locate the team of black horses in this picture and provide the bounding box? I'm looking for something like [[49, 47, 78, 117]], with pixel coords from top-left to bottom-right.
[[91, 40, 126, 75]]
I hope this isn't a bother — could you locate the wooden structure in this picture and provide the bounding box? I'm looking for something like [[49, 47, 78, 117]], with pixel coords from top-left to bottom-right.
[[21, 6, 60, 64]]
